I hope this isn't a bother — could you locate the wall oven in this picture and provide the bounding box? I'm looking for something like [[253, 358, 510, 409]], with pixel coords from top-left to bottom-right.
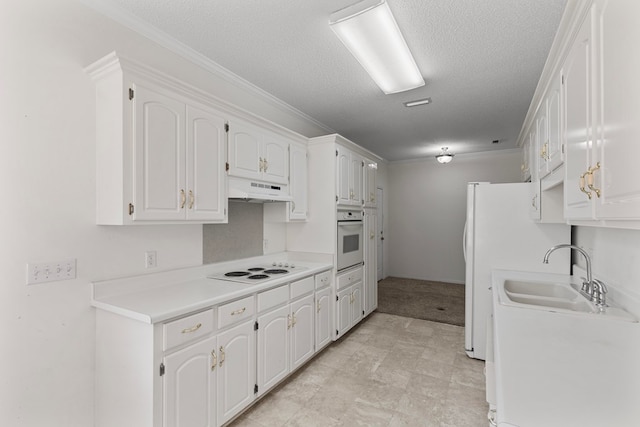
[[337, 209, 364, 271]]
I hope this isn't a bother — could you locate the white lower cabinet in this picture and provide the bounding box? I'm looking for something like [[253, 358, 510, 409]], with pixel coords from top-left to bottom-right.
[[290, 294, 315, 370], [256, 304, 290, 395], [314, 286, 332, 351], [335, 281, 363, 339], [163, 336, 217, 427], [216, 319, 256, 426]]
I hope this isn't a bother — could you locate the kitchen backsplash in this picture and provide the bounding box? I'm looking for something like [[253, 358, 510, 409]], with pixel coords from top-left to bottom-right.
[[203, 202, 264, 263]]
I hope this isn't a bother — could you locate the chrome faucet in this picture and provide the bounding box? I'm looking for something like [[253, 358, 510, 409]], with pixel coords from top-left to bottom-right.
[[542, 244, 607, 306]]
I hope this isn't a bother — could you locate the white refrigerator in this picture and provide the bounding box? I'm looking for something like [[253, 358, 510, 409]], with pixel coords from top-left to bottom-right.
[[464, 182, 570, 360]]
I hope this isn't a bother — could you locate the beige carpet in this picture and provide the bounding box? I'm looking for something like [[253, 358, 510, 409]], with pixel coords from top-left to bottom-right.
[[376, 277, 465, 326]]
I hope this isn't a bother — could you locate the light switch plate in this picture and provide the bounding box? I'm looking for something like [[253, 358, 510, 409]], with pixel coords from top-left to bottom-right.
[[27, 259, 76, 285]]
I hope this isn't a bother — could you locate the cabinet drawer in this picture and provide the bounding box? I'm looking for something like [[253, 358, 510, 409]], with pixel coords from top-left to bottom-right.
[[218, 295, 255, 329], [290, 276, 314, 300], [337, 266, 363, 290], [315, 270, 333, 289], [163, 309, 215, 351], [257, 285, 289, 313]]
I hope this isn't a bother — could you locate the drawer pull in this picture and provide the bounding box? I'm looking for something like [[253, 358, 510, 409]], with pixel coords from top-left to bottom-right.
[[219, 346, 225, 367], [230, 307, 246, 316], [181, 323, 202, 334]]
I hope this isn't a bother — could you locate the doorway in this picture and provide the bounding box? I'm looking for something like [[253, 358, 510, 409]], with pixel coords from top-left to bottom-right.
[[376, 187, 384, 281]]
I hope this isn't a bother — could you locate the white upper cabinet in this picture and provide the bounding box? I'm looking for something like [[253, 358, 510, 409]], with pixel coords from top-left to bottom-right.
[[87, 54, 227, 225], [536, 103, 549, 179], [227, 118, 289, 185], [336, 145, 364, 207], [288, 143, 308, 221], [564, 1, 640, 225], [563, 6, 595, 220], [546, 75, 564, 173], [363, 158, 378, 208]]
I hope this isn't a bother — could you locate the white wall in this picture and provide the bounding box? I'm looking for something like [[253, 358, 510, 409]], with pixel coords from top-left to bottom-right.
[[574, 226, 640, 306], [387, 150, 522, 283], [0, 1, 325, 425]]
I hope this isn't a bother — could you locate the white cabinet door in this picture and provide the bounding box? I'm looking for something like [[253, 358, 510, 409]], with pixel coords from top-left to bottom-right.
[[363, 209, 378, 316], [521, 134, 531, 182], [256, 305, 289, 396], [336, 146, 351, 205], [593, 0, 640, 219], [351, 282, 363, 325], [314, 287, 332, 350], [290, 294, 315, 370], [350, 151, 364, 206], [536, 105, 549, 179], [563, 7, 596, 220], [262, 134, 289, 185], [216, 320, 255, 426], [186, 104, 227, 222], [529, 181, 542, 221], [546, 74, 564, 173], [288, 143, 308, 221], [228, 120, 262, 181], [335, 286, 352, 339], [163, 336, 217, 427], [132, 83, 186, 221], [363, 158, 378, 208]]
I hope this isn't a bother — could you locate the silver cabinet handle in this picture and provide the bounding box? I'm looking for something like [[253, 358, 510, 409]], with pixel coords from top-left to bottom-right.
[[219, 346, 225, 367], [317, 300, 321, 313], [263, 158, 268, 172], [259, 157, 264, 172], [181, 323, 202, 334], [230, 307, 246, 316], [292, 313, 297, 327], [287, 314, 292, 329], [211, 349, 217, 371]]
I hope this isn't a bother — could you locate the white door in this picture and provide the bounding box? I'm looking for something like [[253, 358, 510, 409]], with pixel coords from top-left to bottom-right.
[[262, 135, 289, 184], [335, 286, 352, 339], [227, 120, 262, 181], [290, 294, 315, 370], [216, 320, 255, 426], [256, 305, 289, 396], [315, 287, 332, 350], [563, 7, 596, 220], [350, 151, 364, 206], [336, 146, 351, 205], [132, 83, 186, 221], [186, 104, 227, 222], [594, 0, 640, 219], [376, 187, 384, 281], [351, 282, 363, 325], [288, 144, 308, 221], [163, 336, 217, 427]]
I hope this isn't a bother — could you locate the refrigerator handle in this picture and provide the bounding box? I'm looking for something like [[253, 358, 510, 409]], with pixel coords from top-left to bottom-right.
[[463, 220, 468, 262]]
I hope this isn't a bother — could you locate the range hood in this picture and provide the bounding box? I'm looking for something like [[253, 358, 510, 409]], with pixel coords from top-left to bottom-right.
[[228, 176, 293, 203]]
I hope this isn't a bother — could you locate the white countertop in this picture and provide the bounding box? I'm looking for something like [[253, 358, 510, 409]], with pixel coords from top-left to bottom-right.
[[91, 253, 333, 324], [491, 270, 640, 427]]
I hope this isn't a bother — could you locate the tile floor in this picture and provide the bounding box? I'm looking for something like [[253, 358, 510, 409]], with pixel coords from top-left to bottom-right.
[[228, 312, 488, 427]]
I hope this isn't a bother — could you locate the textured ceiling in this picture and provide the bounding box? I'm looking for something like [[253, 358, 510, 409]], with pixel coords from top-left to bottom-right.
[[93, 0, 567, 161]]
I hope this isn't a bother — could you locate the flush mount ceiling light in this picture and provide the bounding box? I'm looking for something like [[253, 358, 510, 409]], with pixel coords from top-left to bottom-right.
[[404, 97, 432, 107], [329, 0, 425, 94], [435, 147, 454, 164]]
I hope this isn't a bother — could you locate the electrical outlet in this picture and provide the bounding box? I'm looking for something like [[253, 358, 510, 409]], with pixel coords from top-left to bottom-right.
[[145, 251, 157, 268], [27, 259, 76, 285]]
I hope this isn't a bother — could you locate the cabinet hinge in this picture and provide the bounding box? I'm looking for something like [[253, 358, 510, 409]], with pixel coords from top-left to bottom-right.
[[362, 310, 365, 316], [225, 123, 229, 133], [336, 329, 339, 336], [336, 150, 338, 157], [128, 203, 134, 216], [254, 384, 259, 394], [128, 88, 134, 100], [335, 195, 338, 202], [362, 161, 364, 167], [561, 75, 565, 85], [336, 295, 339, 301], [225, 162, 229, 172], [561, 144, 565, 154], [254, 321, 259, 331], [159, 363, 165, 377]]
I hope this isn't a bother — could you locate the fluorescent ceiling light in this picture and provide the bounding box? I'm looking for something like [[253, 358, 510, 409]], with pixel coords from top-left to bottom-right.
[[404, 97, 431, 107], [329, 0, 425, 94]]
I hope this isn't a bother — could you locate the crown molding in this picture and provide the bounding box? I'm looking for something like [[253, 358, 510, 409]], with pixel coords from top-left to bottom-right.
[[80, 0, 334, 135]]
